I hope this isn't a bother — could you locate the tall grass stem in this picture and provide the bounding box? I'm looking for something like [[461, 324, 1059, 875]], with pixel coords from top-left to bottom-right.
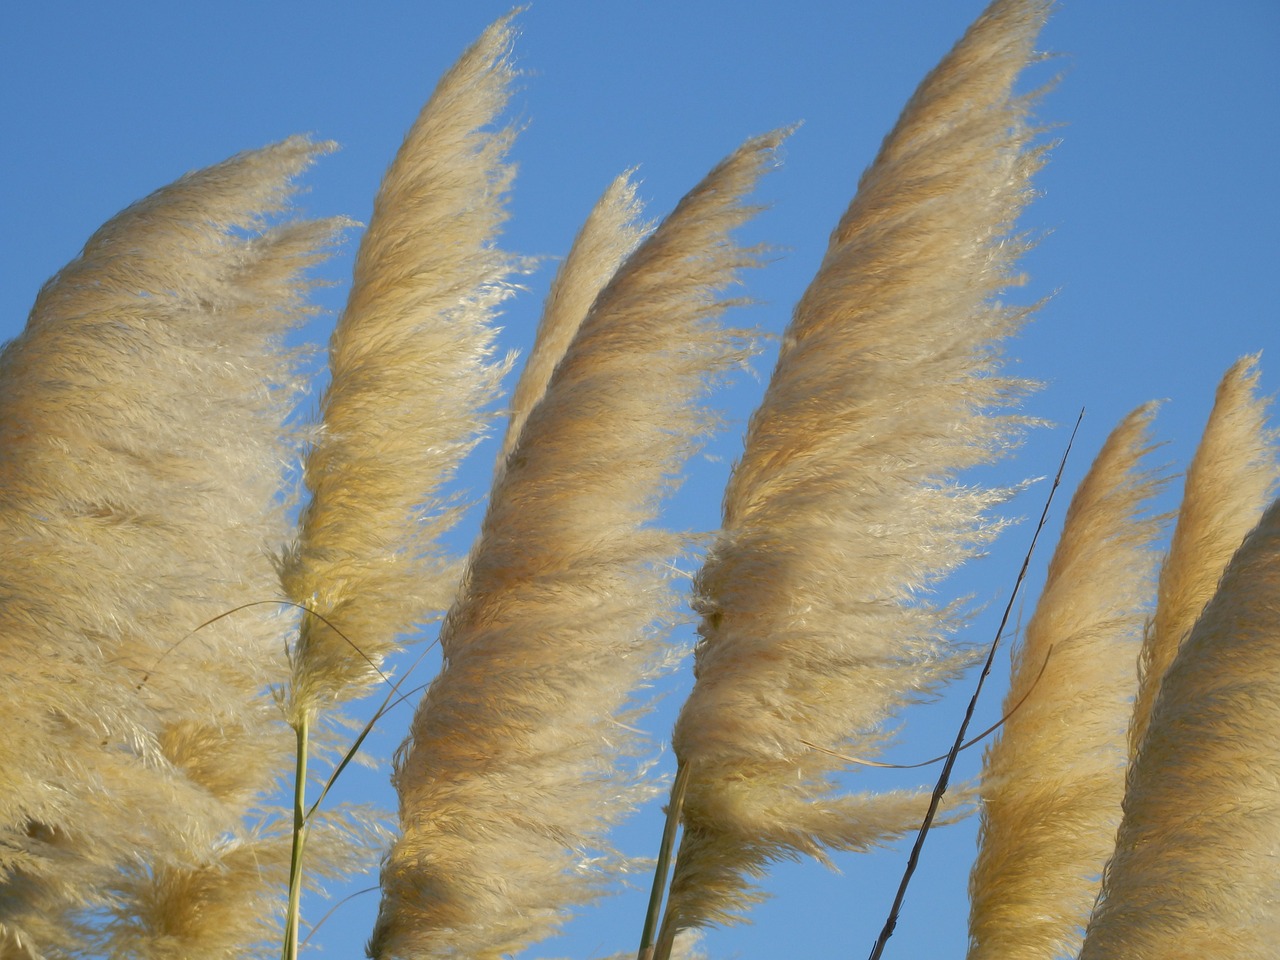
[[283, 714, 311, 960], [639, 761, 691, 960]]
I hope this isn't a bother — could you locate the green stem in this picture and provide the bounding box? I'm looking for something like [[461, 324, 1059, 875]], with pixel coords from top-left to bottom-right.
[[637, 760, 691, 960], [282, 712, 311, 960]]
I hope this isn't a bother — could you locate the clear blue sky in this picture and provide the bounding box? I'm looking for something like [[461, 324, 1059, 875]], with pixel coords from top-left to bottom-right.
[[3, 2, 1278, 957]]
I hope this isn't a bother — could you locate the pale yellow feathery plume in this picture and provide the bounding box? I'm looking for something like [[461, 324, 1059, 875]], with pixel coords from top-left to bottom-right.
[[280, 13, 520, 716], [0, 138, 339, 956], [1129, 355, 1277, 757], [500, 172, 649, 464], [966, 404, 1165, 960], [1079, 493, 1280, 959], [657, 0, 1052, 942], [370, 130, 783, 960]]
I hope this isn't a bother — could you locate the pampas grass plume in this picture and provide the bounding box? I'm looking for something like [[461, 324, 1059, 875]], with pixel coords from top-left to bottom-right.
[[966, 404, 1165, 960], [1129, 355, 1277, 756], [1079, 492, 1280, 958], [0, 138, 339, 956], [657, 0, 1052, 941], [281, 13, 520, 716], [500, 172, 649, 464], [370, 130, 782, 960]]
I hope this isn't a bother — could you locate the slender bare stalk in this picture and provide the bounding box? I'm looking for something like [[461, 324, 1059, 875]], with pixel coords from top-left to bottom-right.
[[1129, 355, 1277, 756], [656, 0, 1052, 942], [0, 138, 339, 957], [1079, 493, 1280, 958], [282, 719, 311, 960], [966, 405, 1166, 960], [370, 130, 783, 960]]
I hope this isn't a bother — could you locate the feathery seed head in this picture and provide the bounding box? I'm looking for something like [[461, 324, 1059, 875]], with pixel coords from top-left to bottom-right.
[[282, 13, 522, 718], [1081, 491, 1280, 958], [500, 172, 650, 467], [1129, 354, 1278, 758], [660, 0, 1053, 938], [370, 128, 784, 960], [967, 403, 1167, 960], [0, 137, 337, 955]]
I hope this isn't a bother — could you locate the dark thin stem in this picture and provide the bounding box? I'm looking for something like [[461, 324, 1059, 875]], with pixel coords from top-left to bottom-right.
[[866, 409, 1083, 960]]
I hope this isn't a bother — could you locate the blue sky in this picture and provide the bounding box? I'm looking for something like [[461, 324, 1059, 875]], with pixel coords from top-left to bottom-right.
[[3, 2, 1278, 957]]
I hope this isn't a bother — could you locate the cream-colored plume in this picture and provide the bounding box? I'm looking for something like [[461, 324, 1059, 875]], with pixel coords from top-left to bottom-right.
[[1079, 492, 1280, 958], [500, 172, 649, 465], [280, 13, 520, 716], [1129, 355, 1277, 756], [0, 138, 337, 956], [657, 0, 1052, 941], [370, 131, 782, 960], [966, 404, 1165, 960]]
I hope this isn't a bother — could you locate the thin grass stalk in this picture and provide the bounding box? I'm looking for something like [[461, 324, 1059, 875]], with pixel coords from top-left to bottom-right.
[[798, 653, 1061, 774], [279, 617, 434, 958], [299, 886, 380, 949], [657, 0, 1053, 941], [282, 715, 311, 960], [284, 655, 432, 953], [306, 643, 437, 823]]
